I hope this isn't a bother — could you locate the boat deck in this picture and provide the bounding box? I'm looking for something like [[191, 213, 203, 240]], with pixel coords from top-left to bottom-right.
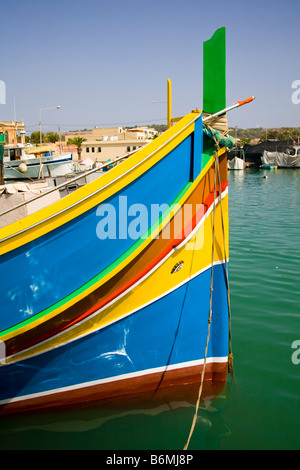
[[0, 170, 105, 228]]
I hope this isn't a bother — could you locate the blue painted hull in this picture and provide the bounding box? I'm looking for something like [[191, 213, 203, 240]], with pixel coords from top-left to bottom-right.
[[0, 262, 228, 410]]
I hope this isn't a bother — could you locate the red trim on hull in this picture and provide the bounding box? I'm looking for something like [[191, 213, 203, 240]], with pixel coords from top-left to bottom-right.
[[0, 361, 228, 416]]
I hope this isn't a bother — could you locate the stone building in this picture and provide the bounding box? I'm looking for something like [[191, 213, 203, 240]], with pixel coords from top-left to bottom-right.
[[63, 126, 157, 163], [0, 121, 25, 145]]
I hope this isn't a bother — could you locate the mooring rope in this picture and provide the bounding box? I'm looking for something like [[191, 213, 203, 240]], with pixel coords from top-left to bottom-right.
[[183, 151, 218, 451], [183, 131, 233, 450], [211, 127, 234, 375], [215, 151, 234, 375]]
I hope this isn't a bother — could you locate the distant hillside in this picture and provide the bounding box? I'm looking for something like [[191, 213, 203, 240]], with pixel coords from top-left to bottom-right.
[[149, 124, 167, 133], [229, 127, 300, 145]]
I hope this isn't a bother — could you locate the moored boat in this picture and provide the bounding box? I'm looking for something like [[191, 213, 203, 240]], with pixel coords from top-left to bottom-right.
[[228, 155, 245, 170], [261, 146, 300, 168], [3, 144, 78, 180], [0, 27, 253, 416]]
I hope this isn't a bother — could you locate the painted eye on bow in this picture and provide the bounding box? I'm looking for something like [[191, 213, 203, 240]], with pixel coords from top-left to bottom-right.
[[171, 261, 184, 274]]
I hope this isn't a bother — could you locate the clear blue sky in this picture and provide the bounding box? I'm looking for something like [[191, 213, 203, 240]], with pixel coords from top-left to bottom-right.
[[1, 0, 300, 134]]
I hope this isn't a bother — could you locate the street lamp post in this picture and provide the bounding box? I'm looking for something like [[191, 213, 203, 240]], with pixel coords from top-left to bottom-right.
[[39, 106, 61, 145]]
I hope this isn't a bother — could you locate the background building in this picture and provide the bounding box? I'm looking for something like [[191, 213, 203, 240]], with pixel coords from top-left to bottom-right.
[[63, 126, 158, 162], [64, 126, 157, 143], [81, 139, 146, 162], [0, 121, 25, 145]]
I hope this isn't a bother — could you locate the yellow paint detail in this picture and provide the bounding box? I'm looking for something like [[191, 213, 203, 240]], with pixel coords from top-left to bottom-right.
[[167, 78, 172, 129]]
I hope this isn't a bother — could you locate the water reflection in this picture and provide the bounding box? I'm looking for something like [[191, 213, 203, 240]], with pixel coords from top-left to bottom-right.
[[0, 380, 232, 450]]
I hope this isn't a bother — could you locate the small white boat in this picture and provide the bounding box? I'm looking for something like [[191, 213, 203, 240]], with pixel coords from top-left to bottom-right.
[[3, 145, 76, 180], [228, 156, 245, 170], [227, 148, 245, 170]]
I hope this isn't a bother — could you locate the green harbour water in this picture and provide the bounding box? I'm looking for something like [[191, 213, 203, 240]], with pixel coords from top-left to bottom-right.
[[0, 168, 299, 450]]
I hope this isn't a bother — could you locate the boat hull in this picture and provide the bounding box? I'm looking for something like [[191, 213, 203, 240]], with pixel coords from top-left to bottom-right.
[[0, 261, 228, 415], [0, 113, 230, 415]]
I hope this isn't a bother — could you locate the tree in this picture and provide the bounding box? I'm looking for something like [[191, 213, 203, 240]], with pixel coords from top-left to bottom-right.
[[45, 132, 59, 143], [30, 131, 45, 144], [239, 137, 251, 147], [67, 137, 87, 160]]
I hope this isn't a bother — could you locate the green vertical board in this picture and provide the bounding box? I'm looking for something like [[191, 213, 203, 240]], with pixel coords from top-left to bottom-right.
[[203, 26, 226, 114]]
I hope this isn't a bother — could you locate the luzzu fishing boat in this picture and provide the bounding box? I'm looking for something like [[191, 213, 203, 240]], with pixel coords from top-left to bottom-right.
[[0, 27, 253, 415]]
